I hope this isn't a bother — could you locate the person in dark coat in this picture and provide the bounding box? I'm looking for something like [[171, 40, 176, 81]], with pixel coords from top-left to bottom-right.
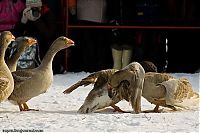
[[14, 0, 64, 74], [107, 0, 135, 69], [0, 0, 25, 61], [68, 0, 111, 72]]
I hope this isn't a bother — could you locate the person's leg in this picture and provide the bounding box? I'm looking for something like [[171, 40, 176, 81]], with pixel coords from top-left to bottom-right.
[[111, 47, 122, 69], [122, 48, 133, 68]]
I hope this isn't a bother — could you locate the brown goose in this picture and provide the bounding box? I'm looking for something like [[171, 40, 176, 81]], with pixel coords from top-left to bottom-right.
[[6, 36, 37, 72], [0, 31, 15, 103], [107, 62, 146, 114], [65, 59, 199, 113], [142, 72, 199, 112], [8, 36, 74, 111], [108, 71, 199, 113], [63, 69, 124, 113], [63, 61, 157, 113]]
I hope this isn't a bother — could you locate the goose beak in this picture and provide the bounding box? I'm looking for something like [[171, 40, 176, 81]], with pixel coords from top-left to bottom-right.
[[11, 34, 15, 42], [7, 34, 15, 47], [28, 38, 37, 46], [67, 38, 75, 46]]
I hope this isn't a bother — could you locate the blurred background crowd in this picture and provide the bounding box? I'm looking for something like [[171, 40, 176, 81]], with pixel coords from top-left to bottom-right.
[[1, 0, 200, 74]]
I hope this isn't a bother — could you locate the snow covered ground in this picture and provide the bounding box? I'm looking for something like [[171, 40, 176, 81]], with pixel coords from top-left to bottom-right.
[[0, 72, 199, 132]]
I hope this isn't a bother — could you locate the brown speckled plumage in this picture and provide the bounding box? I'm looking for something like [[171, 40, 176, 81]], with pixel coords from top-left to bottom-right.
[[63, 61, 158, 113]]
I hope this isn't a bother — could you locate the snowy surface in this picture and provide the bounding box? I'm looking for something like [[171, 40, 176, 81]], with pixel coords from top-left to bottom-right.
[[0, 72, 199, 132]]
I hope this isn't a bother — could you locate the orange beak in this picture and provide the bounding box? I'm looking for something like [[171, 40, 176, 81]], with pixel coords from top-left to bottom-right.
[[67, 38, 75, 46], [28, 38, 37, 46], [11, 34, 15, 41]]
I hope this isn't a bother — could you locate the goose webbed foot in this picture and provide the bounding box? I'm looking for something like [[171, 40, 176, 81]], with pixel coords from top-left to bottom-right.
[[142, 105, 164, 113], [18, 103, 39, 111], [21, 108, 39, 111], [142, 104, 178, 113], [165, 105, 177, 111], [111, 104, 130, 113]]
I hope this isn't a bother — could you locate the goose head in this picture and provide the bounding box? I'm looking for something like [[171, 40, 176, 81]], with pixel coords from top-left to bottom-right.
[[13, 36, 37, 52], [0, 31, 15, 47], [17, 36, 37, 47], [140, 61, 158, 72], [50, 36, 74, 52]]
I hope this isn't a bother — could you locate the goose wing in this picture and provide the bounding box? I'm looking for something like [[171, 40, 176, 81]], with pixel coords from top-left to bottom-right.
[[12, 70, 34, 85], [0, 77, 10, 92], [63, 69, 118, 94]]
